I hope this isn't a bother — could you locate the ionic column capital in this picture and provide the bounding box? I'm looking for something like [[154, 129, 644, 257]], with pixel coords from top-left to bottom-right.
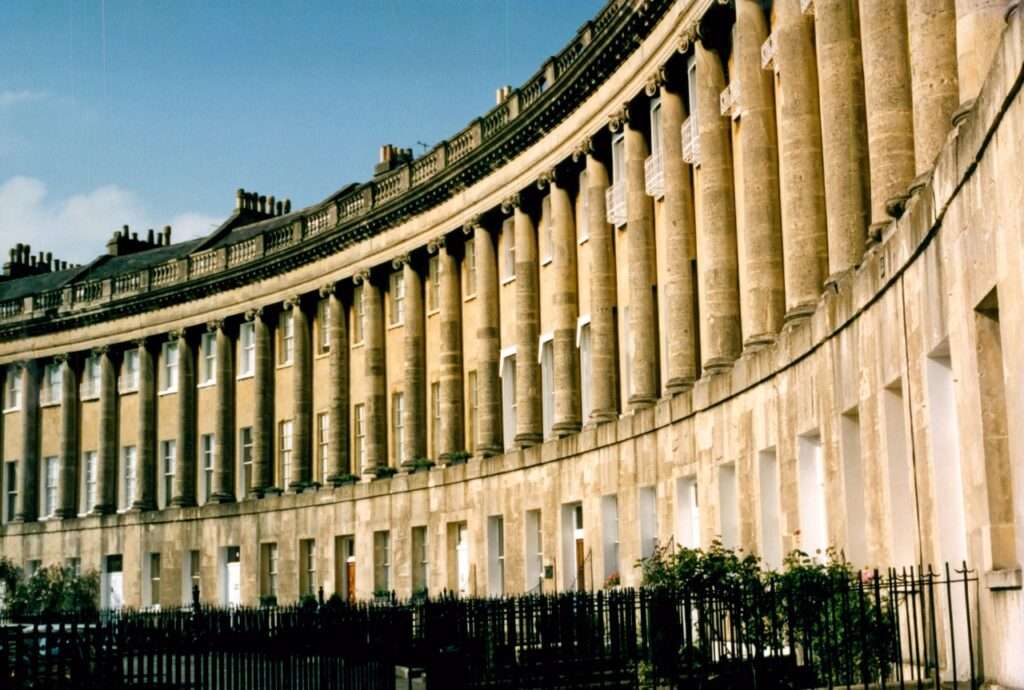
[[91, 344, 111, 357], [535, 168, 558, 190], [391, 253, 412, 270], [167, 328, 187, 342], [676, 24, 699, 54], [462, 215, 483, 235], [571, 136, 595, 163], [644, 67, 666, 97], [206, 319, 225, 333], [352, 268, 371, 285], [318, 282, 338, 299], [607, 103, 630, 132], [244, 306, 265, 322], [426, 235, 446, 254], [283, 294, 302, 310], [500, 193, 521, 214]]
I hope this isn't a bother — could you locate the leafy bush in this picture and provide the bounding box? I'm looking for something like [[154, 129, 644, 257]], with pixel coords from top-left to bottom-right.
[[3, 563, 99, 620], [332, 473, 360, 485], [374, 467, 398, 480], [258, 594, 278, 607], [443, 451, 471, 465], [409, 458, 435, 472]]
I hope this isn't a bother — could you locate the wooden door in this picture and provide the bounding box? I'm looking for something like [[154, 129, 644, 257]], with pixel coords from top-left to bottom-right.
[[575, 538, 585, 592], [346, 562, 356, 604]]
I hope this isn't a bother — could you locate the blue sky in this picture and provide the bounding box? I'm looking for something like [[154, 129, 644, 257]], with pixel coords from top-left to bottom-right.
[[0, 1, 601, 263]]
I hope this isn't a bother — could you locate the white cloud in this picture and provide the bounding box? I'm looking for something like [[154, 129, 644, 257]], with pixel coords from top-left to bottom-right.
[[0, 90, 48, 108], [0, 176, 220, 264]]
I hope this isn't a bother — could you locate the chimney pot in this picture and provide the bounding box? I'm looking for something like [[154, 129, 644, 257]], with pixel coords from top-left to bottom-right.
[[147, 228, 155, 243], [268, 196, 276, 215], [163, 226, 172, 245], [259, 195, 266, 214], [236, 188, 245, 210], [284, 199, 291, 214], [276, 201, 283, 215]]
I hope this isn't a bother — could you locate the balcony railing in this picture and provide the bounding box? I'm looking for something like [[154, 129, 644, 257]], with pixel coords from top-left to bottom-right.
[[644, 151, 664, 199], [605, 183, 626, 226], [681, 117, 699, 166]]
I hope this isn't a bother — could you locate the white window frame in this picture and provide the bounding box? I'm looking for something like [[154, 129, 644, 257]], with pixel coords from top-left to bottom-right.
[[161, 440, 176, 507], [42, 363, 61, 405], [354, 404, 366, 470], [240, 426, 254, 494], [82, 355, 101, 400], [199, 332, 216, 385], [353, 285, 365, 344], [578, 170, 590, 244], [279, 421, 293, 487], [427, 255, 440, 312], [121, 446, 137, 511], [121, 349, 140, 393], [541, 196, 553, 266], [501, 219, 516, 284], [201, 434, 215, 503], [577, 316, 593, 422], [161, 342, 179, 393], [392, 393, 405, 465], [82, 451, 97, 514], [4, 365, 22, 411], [279, 311, 294, 365], [390, 271, 405, 326], [500, 348, 517, 451], [464, 236, 477, 297], [43, 455, 58, 517], [238, 322, 256, 377], [317, 299, 331, 354], [316, 412, 329, 482], [539, 334, 555, 439]]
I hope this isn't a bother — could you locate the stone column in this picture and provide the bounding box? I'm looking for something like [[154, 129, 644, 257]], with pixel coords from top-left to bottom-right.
[[210, 321, 236, 502], [249, 308, 274, 495], [357, 269, 386, 475], [812, 0, 870, 281], [574, 139, 618, 422], [288, 296, 312, 491], [734, 1, 785, 345], [14, 361, 39, 522], [655, 76, 698, 391], [433, 235, 465, 461], [859, 0, 916, 233], [55, 354, 78, 518], [471, 218, 503, 456], [773, 0, 829, 321], [908, 0, 959, 175], [695, 40, 741, 371], [322, 283, 351, 483], [171, 331, 196, 507], [395, 255, 426, 465], [540, 170, 581, 434], [506, 194, 543, 446], [955, 0, 1010, 104], [94, 347, 118, 514], [132, 339, 156, 510], [614, 105, 659, 406]]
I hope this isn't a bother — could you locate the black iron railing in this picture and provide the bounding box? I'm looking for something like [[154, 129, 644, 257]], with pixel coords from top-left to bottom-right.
[[0, 564, 980, 690]]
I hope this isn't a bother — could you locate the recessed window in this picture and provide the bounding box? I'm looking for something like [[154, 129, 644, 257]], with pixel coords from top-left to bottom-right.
[[354, 404, 366, 472], [317, 299, 331, 354], [122, 446, 137, 511], [161, 342, 179, 393], [160, 440, 176, 508], [279, 311, 294, 365], [541, 196, 553, 266], [42, 362, 61, 405], [430, 382, 441, 458], [300, 538, 317, 597], [43, 455, 58, 517], [279, 421, 293, 488], [464, 237, 477, 296], [4, 365, 22, 410], [392, 393, 405, 465], [500, 353, 517, 451], [82, 355, 101, 399], [390, 271, 405, 326], [239, 427, 253, 495], [578, 319, 592, 421], [200, 332, 216, 385], [4, 461, 16, 522], [261, 542, 279, 599], [82, 451, 97, 514], [412, 526, 428, 595], [317, 413, 329, 482], [502, 218, 516, 282], [467, 371, 478, 454], [121, 349, 140, 392], [201, 434, 215, 503], [427, 256, 440, 311], [353, 285, 365, 344], [238, 322, 256, 377], [578, 170, 590, 243], [373, 530, 391, 593]]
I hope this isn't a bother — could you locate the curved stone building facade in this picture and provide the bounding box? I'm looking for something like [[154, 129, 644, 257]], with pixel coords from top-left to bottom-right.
[[1, 0, 1022, 684]]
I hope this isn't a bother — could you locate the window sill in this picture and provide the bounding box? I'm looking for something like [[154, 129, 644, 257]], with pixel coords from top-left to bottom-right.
[[315, 350, 330, 360], [985, 567, 1022, 591], [158, 388, 178, 397], [463, 293, 477, 304], [276, 362, 293, 370], [387, 321, 404, 331], [501, 276, 516, 286], [40, 401, 61, 409], [426, 308, 440, 317], [80, 395, 100, 403], [541, 257, 553, 267], [118, 387, 139, 396], [577, 236, 590, 246], [351, 342, 365, 350], [196, 381, 216, 390], [2, 406, 20, 414], [236, 372, 254, 382]]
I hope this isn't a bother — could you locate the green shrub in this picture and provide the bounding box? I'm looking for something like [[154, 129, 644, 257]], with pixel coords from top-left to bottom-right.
[[258, 594, 278, 607], [374, 467, 398, 479], [3, 563, 99, 619]]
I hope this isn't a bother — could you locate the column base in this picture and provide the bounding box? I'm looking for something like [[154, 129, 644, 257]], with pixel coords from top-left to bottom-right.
[[907, 171, 931, 198], [89, 504, 115, 516], [701, 357, 735, 375], [866, 222, 889, 248], [627, 395, 657, 410], [209, 492, 236, 504], [588, 410, 618, 425], [326, 473, 359, 487], [742, 333, 776, 350], [127, 501, 155, 513], [665, 377, 695, 395], [951, 98, 975, 128], [476, 444, 503, 458], [823, 269, 851, 291], [261, 487, 283, 497], [515, 432, 543, 448], [168, 497, 197, 508], [54, 508, 79, 520], [552, 421, 581, 437], [784, 303, 816, 325], [287, 481, 311, 494], [884, 193, 909, 220]]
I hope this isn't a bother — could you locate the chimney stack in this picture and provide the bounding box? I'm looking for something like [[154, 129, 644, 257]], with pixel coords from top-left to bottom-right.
[[496, 85, 512, 104]]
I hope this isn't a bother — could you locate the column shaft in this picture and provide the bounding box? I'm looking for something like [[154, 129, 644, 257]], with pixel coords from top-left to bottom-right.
[[325, 290, 351, 482], [775, 0, 829, 319], [251, 312, 274, 494], [15, 362, 39, 522], [814, 0, 870, 280], [514, 203, 542, 445], [290, 301, 312, 490], [438, 240, 465, 459], [402, 261, 426, 464], [695, 41, 741, 371], [549, 180, 581, 434], [659, 84, 698, 390], [735, 0, 785, 346], [94, 350, 118, 513], [860, 0, 916, 227], [625, 120, 658, 405], [474, 224, 503, 455], [956, 0, 1009, 104], [211, 325, 235, 501], [133, 341, 156, 509], [56, 357, 78, 518], [585, 151, 619, 421], [908, 0, 959, 174], [362, 275, 386, 474], [171, 333, 196, 507]]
